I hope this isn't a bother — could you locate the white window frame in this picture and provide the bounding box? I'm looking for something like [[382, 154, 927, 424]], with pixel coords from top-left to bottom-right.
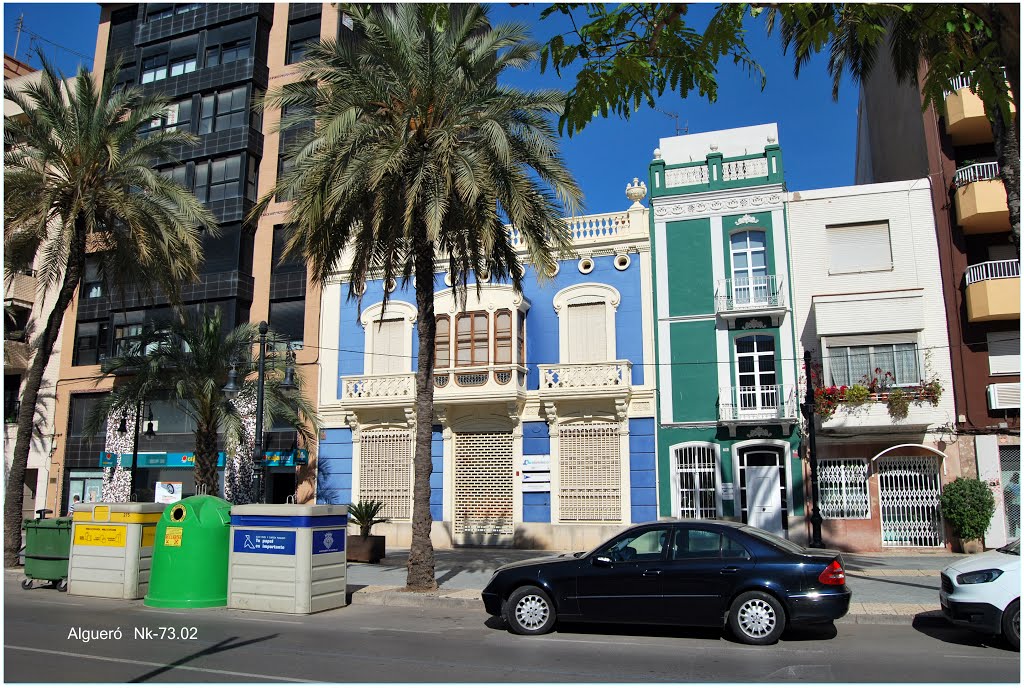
[[360, 301, 416, 375], [552, 283, 620, 363], [821, 334, 923, 388], [987, 331, 1020, 376], [817, 458, 871, 520], [669, 442, 723, 520]]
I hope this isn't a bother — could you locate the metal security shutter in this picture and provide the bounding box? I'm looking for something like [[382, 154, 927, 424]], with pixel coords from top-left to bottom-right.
[[675, 444, 717, 519], [818, 459, 870, 519], [358, 430, 413, 520], [1000, 446, 1020, 540], [987, 332, 1020, 375], [454, 432, 514, 539], [370, 319, 406, 375], [827, 222, 893, 273], [877, 456, 943, 547], [559, 423, 621, 522], [567, 302, 607, 363]]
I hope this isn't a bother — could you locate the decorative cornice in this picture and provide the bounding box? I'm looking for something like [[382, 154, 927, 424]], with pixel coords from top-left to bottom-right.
[[652, 189, 784, 222]]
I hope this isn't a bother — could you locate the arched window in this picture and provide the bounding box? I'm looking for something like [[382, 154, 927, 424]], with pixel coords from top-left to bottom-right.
[[730, 230, 768, 306], [360, 302, 416, 375], [552, 283, 621, 364]]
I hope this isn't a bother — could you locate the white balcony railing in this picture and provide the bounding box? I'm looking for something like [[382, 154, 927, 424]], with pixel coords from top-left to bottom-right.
[[945, 69, 1008, 96], [665, 164, 710, 187], [722, 157, 769, 182], [433, 364, 527, 394], [718, 384, 798, 422], [954, 161, 1000, 188], [966, 259, 1020, 286], [539, 361, 632, 393], [714, 275, 785, 313], [508, 211, 638, 249], [341, 373, 416, 402]]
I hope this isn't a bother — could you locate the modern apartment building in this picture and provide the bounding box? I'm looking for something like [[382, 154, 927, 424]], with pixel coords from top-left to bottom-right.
[[855, 50, 1020, 546], [788, 180, 961, 551], [316, 189, 657, 550], [44, 3, 345, 514], [647, 124, 805, 541]]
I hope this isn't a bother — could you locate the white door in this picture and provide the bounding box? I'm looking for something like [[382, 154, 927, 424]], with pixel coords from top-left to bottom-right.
[[735, 335, 778, 416], [370, 319, 405, 375], [746, 465, 783, 536], [567, 302, 607, 363]]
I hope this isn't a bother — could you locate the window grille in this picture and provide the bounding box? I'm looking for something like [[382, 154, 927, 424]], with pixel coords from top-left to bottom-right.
[[559, 423, 621, 522], [818, 459, 870, 519], [358, 430, 412, 520], [1000, 446, 1021, 540], [454, 432, 514, 536], [675, 444, 718, 519]]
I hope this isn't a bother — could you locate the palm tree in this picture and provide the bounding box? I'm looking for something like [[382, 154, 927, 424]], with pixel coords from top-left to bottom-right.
[[250, 4, 583, 590], [88, 308, 320, 498], [3, 60, 214, 567]]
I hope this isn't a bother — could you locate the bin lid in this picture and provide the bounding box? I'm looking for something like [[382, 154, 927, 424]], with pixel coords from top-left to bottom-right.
[[230, 503, 348, 517], [76, 502, 168, 515]]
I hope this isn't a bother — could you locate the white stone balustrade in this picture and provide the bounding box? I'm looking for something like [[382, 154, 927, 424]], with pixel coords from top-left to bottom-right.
[[665, 164, 710, 187], [537, 361, 633, 400], [722, 157, 769, 181], [341, 373, 416, 405]]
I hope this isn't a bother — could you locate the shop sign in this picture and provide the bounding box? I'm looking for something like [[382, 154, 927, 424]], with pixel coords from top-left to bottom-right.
[[233, 529, 297, 555]]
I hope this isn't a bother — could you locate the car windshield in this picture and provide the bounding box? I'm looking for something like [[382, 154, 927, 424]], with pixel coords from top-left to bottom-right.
[[997, 539, 1020, 555], [740, 525, 806, 554]]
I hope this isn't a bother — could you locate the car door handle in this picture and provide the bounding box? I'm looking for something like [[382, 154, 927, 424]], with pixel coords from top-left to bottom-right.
[[642, 569, 662, 577], [720, 566, 740, 574]]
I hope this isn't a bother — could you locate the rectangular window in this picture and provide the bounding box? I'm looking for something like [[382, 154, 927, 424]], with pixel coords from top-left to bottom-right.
[[206, 38, 250, 68], [69, 394, 107, 436], [194, 154, 242, 203], [827, 342, 920, 387], [142, 98, 192, 137], [567, 302, 607, 363], [286, 15, 321, 65], [146, 3, 200, 21], [73, 321, 109, 366], [826, 221, 893, 274], [83, 258, 103, 299], [435, 316, 450, 368], [988, 332, 1021, 375], [269, 299, 305, 350], [198, 85, 248, 134], [141, 53, 168, 84], [818, 459, 870, 519], [272, 225, 304, 274], [517, 312, 526, 364], [169, 56, 196, 77], [369, 318, 405, 375], [455, 312, 488, 366], [494, 310, 513, 364]]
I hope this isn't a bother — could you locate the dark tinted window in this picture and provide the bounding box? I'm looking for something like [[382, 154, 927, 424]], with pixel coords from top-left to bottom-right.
[[672, 529, 751, 560], [286, 15, 321, 64], [69, 394, 107, 436], [73, 321, 109, 366], [269, 298, 305, 349], [740, 526, 805, 554], [595, 527, 671, 562]]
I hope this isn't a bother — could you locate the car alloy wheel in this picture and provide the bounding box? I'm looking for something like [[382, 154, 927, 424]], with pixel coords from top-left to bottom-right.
[[738, 598, 776, 638], [516, 594, 550, 631], [728, 590, 786, 645], [1002, 599, 1020, 651], [504, 585, 557, 635]]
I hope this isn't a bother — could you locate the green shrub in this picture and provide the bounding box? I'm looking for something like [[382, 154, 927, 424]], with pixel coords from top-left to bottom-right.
[[844, 384, 871, 406], [939, 477, 995, 541], [348, 499, 390, 538], [886, 388, 910, 421]]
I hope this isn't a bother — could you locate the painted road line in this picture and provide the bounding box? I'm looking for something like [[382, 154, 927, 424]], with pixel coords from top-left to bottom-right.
[[517, 636, 827, 653], [5, 645, 321, 683]]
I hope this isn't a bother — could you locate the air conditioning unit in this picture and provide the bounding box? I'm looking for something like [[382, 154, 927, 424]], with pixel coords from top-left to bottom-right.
[[987, 383, 1020, 411]]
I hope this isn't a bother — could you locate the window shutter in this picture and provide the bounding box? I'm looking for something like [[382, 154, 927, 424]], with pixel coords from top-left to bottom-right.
[[371, 319, 405, 374], [827, 222, 892, 273], [988, 332, 1021, 375], [568, 303, 607, 363]]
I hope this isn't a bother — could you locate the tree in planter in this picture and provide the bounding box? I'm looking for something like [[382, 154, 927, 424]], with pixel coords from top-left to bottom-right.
[[3, 58, 214, 567], [348, 499, 390, 539], [940, 477, 996, 548], [251, 4, 582, 590]]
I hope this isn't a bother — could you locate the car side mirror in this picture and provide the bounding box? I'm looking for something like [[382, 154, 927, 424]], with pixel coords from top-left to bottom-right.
[[593, 556, 612, 567]]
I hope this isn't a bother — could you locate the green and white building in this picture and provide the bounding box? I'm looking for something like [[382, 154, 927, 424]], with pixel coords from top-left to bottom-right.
[[648, 124, 804, 539]]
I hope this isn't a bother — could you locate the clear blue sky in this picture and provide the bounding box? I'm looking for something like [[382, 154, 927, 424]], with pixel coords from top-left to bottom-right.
[[3, 2, 858, 213]]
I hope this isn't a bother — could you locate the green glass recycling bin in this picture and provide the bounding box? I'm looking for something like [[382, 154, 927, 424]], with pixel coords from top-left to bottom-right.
[[144, 495, 232, 608], [23, 515, 72, 590]]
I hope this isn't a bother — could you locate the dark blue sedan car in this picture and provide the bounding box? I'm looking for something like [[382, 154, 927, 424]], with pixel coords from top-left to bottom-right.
[[482, 519, 851, 645]]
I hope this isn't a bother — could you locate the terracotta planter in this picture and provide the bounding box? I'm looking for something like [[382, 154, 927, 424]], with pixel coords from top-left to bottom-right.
[[955, 537, 984, 554], [347, 535, 386, 563]]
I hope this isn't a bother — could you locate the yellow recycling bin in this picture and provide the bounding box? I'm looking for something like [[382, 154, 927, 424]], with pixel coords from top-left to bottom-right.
[[68, 502, 165, 599]]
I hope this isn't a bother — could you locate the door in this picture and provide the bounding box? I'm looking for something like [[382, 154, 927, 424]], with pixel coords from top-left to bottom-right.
[[567, 302, 608, 363], [661, 527, 756, 626], [1000, 446, 1020, 540], [578, 525, 671, 622], [730, 231, 768, 306], [735, 335, 778, 416], [370, 318, 406, 375], [877, 455, 943, 547], [453, 432, 514, 546], [746, 465, 783, 535]]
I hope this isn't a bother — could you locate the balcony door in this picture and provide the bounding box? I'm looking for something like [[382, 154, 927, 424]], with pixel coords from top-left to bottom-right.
[[369, 318, 406, 375], [730, 231, 768, 306], [567, 302, 608, 363], [735, 335, 777, 416]]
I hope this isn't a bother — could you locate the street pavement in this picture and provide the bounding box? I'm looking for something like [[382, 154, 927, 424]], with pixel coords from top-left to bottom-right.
[[3, 575, 1019, 683]]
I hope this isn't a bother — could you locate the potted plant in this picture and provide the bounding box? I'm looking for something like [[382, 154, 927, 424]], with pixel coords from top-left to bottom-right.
[[886, 388, 911, 421], [347, 499, 389, 564], [844, 384, 871, 407], [939, 477, 996, 553]]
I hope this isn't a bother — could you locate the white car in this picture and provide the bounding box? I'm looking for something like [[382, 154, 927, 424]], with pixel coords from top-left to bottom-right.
[[940, 539, 1020, 650]]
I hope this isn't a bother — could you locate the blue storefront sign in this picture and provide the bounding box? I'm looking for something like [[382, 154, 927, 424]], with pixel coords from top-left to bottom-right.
[[233, 530, 297, 555], [98, 451, 228, 468], [312, 529, 346, 555]]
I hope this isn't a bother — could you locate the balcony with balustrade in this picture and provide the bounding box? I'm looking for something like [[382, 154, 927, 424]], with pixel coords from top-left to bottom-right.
[[433, 364, 528, 404], [340, 372, 416, 409], [3, 269, 36, 309], [536, 361, 632, 402], [954, 162, 1009, 234], [717, 384, 798, 437], [943, 72, 1014, 146], [713, 275, 787, 327], [965, 259, 1020, 322], [650, 146, 784, 198]]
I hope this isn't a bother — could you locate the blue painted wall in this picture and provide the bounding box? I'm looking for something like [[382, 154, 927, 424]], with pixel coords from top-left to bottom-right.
[[629, 418, 657, 523], [317, 428, 353, 505]]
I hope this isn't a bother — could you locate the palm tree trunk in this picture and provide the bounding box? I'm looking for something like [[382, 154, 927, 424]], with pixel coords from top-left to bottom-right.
[[3, 216, 86, 567], [991, 105, 1021, 256], [193, 425, 221, 497], [407, 229, 438, 591]]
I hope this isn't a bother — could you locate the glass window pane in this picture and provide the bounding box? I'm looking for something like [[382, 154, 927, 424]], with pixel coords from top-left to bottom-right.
[[894, 343, 919, 384], [828, 348, 849, 386], [848, 346, 871, 384], [733, 252, 748, 269], [872, 346, 895, 382], [748, 232, 766, 249], [225, 155, 241, 180], [731, 233, 747, 249], [751, 251, 766, 268]]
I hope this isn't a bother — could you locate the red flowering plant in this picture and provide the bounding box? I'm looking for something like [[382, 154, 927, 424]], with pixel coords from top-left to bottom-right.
[[862, 368, 896, 395], [813, 385, 846, 421]]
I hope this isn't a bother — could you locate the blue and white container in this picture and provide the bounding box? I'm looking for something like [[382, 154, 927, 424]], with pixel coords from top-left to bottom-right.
[[227, 503, 348, 614]]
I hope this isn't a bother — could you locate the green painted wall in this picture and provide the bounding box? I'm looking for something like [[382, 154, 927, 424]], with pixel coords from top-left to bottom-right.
[[669, 320, 717, 423], [666, 218, 713, 316]]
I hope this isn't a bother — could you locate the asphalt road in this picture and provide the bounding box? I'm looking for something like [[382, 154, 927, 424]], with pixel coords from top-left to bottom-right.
[[3, 580, 1019, 683]]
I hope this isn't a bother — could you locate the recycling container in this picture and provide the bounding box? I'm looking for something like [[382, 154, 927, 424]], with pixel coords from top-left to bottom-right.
[[228, 503, 348, 614], [22, 512, 72, 590], [144, 495, 232, 608], [67, 502, 164, 599]]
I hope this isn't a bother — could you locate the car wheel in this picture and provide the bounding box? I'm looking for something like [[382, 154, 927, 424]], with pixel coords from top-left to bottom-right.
[[1002, 599, 1019, 651], [728, 591, 786, 645], [504, 585, 556, 635]]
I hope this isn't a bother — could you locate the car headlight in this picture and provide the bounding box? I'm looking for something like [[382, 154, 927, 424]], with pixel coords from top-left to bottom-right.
[[956, 569, 1003, 585]]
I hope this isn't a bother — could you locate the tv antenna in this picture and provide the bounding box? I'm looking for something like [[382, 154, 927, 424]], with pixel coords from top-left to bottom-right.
[[653, 107, 687, 136]]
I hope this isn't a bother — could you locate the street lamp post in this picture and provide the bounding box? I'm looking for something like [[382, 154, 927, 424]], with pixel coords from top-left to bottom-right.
[[801, 349, 825, 548]]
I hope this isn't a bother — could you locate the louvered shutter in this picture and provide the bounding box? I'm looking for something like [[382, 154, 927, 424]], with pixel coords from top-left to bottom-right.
[[568, 303, 607, 363], [827, 222, 893, 273]]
